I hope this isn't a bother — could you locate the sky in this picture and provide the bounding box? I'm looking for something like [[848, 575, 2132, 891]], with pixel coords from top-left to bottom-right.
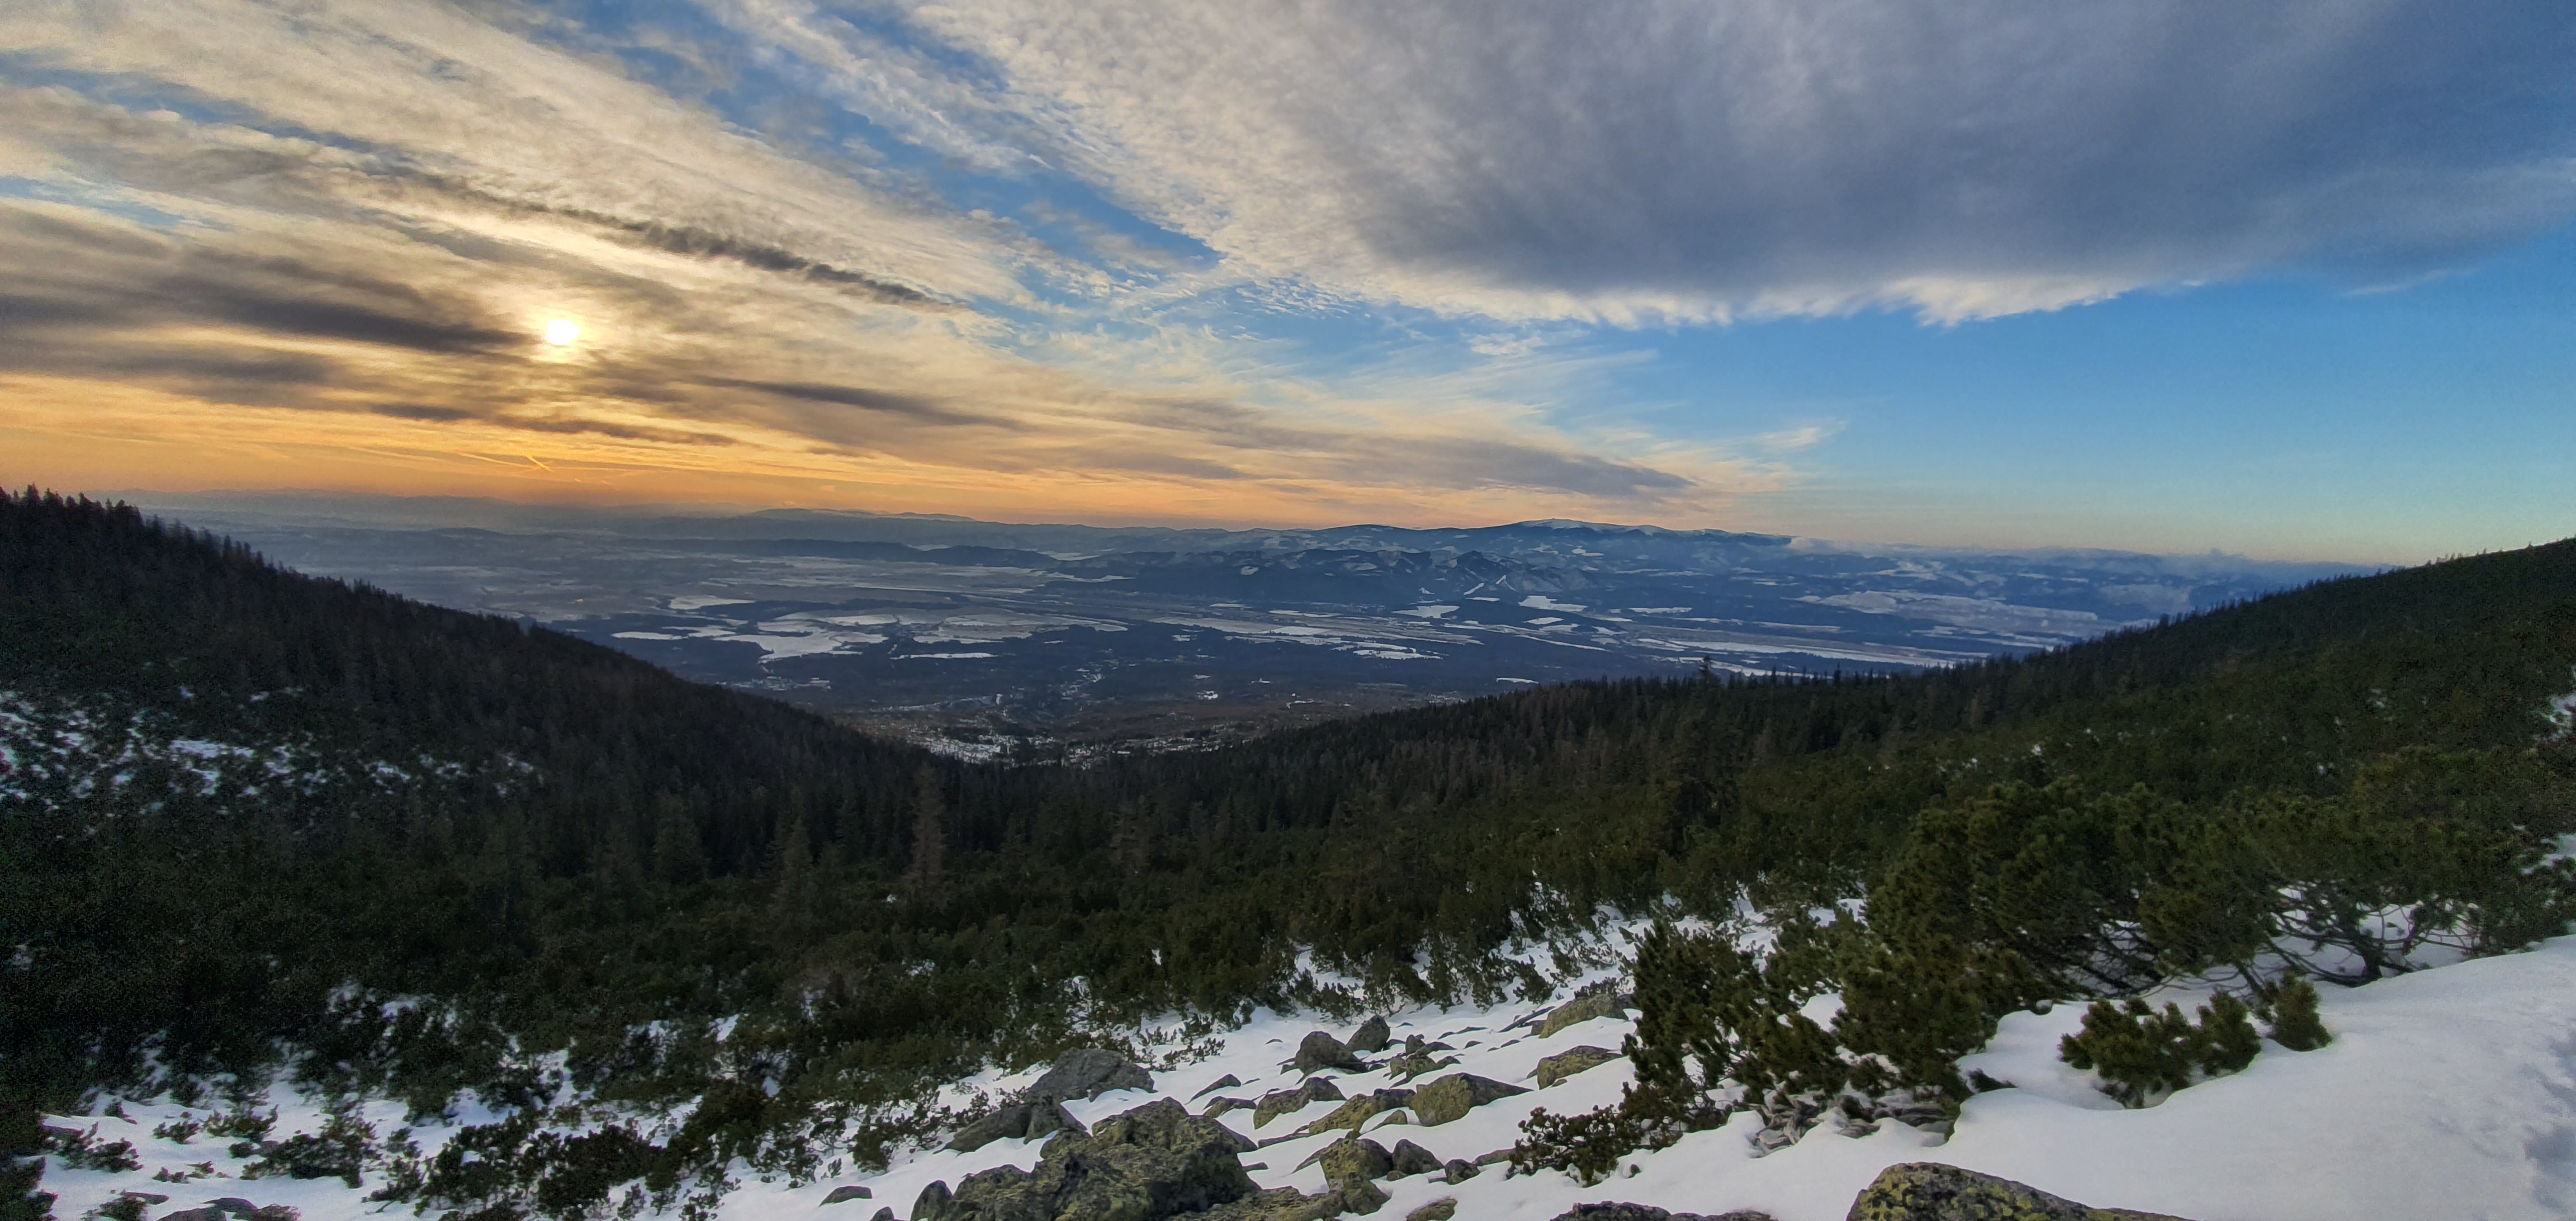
[[2, 0, 2572, 561]]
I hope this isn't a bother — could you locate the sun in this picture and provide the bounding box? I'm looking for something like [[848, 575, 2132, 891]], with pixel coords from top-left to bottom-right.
[[542, 318, 581, 347]]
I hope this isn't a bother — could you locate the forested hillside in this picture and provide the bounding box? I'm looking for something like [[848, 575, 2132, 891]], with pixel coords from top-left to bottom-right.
[[5, 489, 2573, 1215]]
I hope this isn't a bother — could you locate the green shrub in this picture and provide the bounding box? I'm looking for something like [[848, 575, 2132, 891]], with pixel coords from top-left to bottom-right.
[[1509, 1105, 1640, 1186], [2059, 992, 2259, 1108], [46, 1129, 139, 1174], [2264, 978, 2332, 1051]]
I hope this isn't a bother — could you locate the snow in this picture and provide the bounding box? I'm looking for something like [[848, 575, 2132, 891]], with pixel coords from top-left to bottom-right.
[[669, 596, 754, 611], [36, 939, 2576, 1221], [1398, 605, 1461, 619], [1521, 596, 1588, 612]]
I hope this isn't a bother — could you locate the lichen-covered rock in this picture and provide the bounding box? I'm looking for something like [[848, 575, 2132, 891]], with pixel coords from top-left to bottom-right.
[[1438, 1159, 1479, 1185], [1200, 1096, 1254, 1120], [1537, 992, 1630, 1039], [1292, 1031, 1370, 1075], [1030, 1048, 1156, 1102], [1299, 1135, 1394, 1186], [818, 1185, 873, 1205], [1383, 1049, 1463, 1083], [913, 1098, 1256, 1221], [1535, 1045, 1623, 1089], [1347, 1017, 1393, 1054], [1294, 1089, 1415, 1136], [1405, 1200, 1458, 1221], [1843, 1163, 2193, 1221], [1384, 1140, 1443, 1180], [1407, 1073, 1531, 1127], [1253, 1077, 1344, 1128]]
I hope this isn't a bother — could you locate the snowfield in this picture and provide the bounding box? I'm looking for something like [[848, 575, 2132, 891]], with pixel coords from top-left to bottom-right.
[[36, 935, 2576, 1221]]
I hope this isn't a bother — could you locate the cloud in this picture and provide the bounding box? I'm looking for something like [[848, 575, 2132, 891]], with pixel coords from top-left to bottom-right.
[[762, 0, 2576, 323]]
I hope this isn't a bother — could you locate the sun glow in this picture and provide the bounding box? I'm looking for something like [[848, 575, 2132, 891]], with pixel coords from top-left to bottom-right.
[[542, 318, 581, 346]]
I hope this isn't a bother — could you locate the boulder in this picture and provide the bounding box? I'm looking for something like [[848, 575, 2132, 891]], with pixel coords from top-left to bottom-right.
[[913, 1099, 1257, 1221], [1844, 1163, 2193, 1221], [1406, 1200, 1458, 1221], [1252, 1077, 1344, 1129], [1299, 1135, 1393, 1186], [1536, 1045, 1623, 1089], [944, 1104, 1031, 1153], [1537, 992, 1630, 1039], [1292, 1031, 1369, 1075], [1347, 1017, 1393, 1054], [1439, 1159, 1479, 1185], [1193, 1074, 1245, 1100], [1030, 1048, 1156, 1102], [1200, 1096, 1254, 1120], [1384, 1140, 1443, 1180], [868, 1211, 894, 1221], [1294, 1089, 1415, 1137], [1024, 1100, 1086, 1142], [818, 1185, 873, 1205], [1407, 1073, 1531, 1127]]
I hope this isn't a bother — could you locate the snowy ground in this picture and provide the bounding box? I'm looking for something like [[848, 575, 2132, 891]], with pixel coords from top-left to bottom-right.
[[37, 934, 2576, 1221]]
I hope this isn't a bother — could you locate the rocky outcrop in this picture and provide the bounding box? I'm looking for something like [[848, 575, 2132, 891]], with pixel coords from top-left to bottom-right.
[[1537, 992, 1632, 1039], [944, 1048, 1152, 1153], [1844, 1164, 2193, 1221], [916, 1099, 1257, 1221], [1405, 1201, 1457, 1221], [1407, 1073, 1530, 1126], [818, 1185, 873, 1205], [1536, 1045, 1623, 1088], [1252, 1077, 1344, 1128], [1030, 1048, 1156, 1102], [1347, 1017, 1393, 1054], [1292, 1030, 1370, 1075]]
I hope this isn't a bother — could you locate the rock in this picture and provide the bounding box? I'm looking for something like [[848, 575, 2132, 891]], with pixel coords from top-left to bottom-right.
[[944, 1104, 1031, 1153], [913, 1099, 1257, 1221], [124, 1196, 171, 1207], [1347, 1017, 1392, 1054], [1439, 1159, 1479, 1184], [1406, 1200, 1459, 1221], [818, 1185, 873, 1205], [1537, 992, 1630, 1039], [1253, 1077, 1344, 1128], [1536, 1045, 1623, 1089], [205, 1202, 261, 1218], [1329, 1180, 1391, 1217], [1299, 1135, 1394, 1187], [164, 1209, 227, 1221], [1201, 1096, 1254, 1120], [1382, 1048, 1464, 1083], [1292, 1030, 1369, 1075], [1030, 1047, 1156, 1102], [1024, 1099, 1087, 1142], [1193, 1074, 1245, 1100], [1294, 1089, 1415, 1136], [1844, 1163, 2192, 1221], [1407, 1073, 1531, 1127], [1384, 1140, 1443, 1180], [868, 1211, 894, 1221]]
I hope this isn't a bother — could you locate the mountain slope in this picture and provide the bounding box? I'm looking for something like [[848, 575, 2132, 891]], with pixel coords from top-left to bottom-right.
[[4, 490, 2574, 1214]]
